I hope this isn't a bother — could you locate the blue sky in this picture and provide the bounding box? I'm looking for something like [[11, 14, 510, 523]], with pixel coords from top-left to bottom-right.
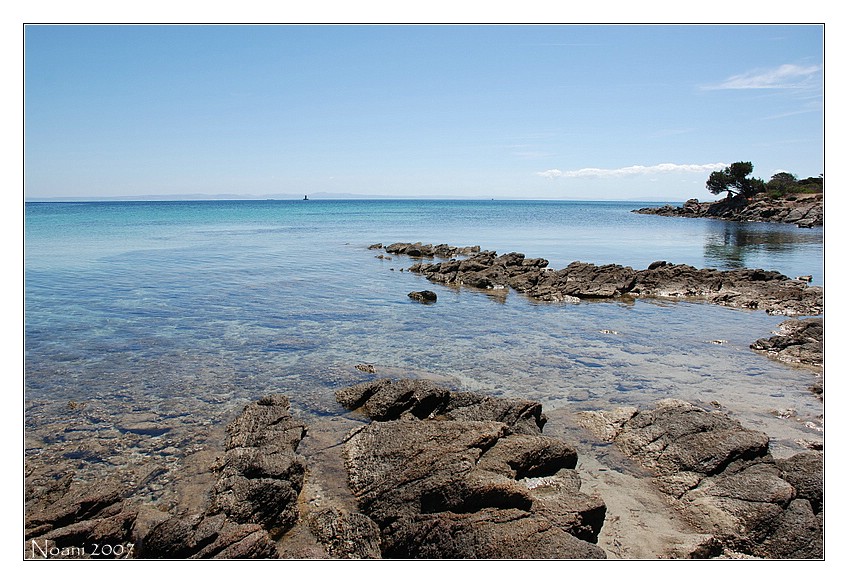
[[24, 24, 824, 201]]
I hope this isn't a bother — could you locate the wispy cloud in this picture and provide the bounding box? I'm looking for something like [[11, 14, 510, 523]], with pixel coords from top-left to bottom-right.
[[761, 103, 823, 120], [704, 64, 821, 90], [537, 162, 727, 179]]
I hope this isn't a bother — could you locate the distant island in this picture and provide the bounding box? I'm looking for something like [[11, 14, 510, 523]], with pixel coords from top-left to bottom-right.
[[633, 162, 823, 228]]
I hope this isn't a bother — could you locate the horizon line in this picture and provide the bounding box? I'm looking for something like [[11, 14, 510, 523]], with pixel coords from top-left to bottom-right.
[[24, 193, 714, 203]]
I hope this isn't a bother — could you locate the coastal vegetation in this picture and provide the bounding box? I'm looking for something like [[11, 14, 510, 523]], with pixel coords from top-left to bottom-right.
[[707, 161, 823, 201], [634, 162, 823, 227]]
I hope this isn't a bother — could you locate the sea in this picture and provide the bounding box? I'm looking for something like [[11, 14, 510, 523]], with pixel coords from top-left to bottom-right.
[[24, 199, 824, 501]]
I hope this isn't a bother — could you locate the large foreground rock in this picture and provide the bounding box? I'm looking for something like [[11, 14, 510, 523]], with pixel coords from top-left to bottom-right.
[[206, 395, 307, 532], [579, 400, 822, 558], [138, 394, 307, 558], [337, 378, 606, 559]]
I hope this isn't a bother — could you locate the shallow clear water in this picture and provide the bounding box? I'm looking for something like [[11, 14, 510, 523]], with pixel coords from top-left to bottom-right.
[[24, 200, 824, 484]]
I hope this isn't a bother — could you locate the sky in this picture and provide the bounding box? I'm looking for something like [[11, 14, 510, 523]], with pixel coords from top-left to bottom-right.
[[23, 24, 824, 201]]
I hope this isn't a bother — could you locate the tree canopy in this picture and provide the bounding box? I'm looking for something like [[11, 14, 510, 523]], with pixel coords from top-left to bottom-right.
[[706, 162, 822, 200], [765, 172, 825, 195], [706, 162, 766, 200]]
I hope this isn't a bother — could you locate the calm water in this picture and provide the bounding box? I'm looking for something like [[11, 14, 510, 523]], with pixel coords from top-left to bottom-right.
[[24, 200, 824, 487]]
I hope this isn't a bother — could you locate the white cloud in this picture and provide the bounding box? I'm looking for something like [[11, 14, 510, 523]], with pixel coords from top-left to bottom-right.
[[536, 162, 727, 179], [537, 169, 565, 179], [705, 64, 821, 90]]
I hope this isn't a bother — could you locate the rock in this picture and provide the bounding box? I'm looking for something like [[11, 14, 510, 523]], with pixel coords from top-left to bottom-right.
[[474, 434, 578, 479], [336, 379, 547, 434], [367, 243, 383, 250], [630, 263, 723, 299], [336, 378, 450, 421], [751, 318, 823, 369], [751, 498, 823, 559], [138, 514, 278, 559], [385, 242, 435, 257], [25, 479, 129, 540], [336, 379, 606, 558], [576, 407, 638, 442], [379, 508, 606, 559], [26, 510, 138, 558], [24, 473, 142, 559], [611, 400, 771, 478], [776, 451, 823, 514], [383, 243, 822, 316], [343, 419, 605, 558], [528, 262, 637, 299], [138, 515, 202, 558], [522, 472, 607, 544], [306, 508, 382, 559], [408, 290, 437, 303], [580, 400, 823, 558], [137, 394, 307, 558], [440, 391, 548, 435], [208, 395, 308, 533], [633, 192, 823, 227], [191, 519, 279, 559]]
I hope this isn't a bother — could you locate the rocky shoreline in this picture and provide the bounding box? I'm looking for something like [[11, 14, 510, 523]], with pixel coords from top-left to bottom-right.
[[25, 379, 823, 559], [23, 241, 824, 559], [632, 192, 823, 228]]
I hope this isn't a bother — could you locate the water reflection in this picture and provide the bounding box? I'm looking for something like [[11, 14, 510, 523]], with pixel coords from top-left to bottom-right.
[[703, 220, 823, 281]]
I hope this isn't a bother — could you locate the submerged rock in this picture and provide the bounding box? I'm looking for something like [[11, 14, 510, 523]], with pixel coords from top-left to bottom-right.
[[336, 378, 606, 558], [408, 290, 437, 303]]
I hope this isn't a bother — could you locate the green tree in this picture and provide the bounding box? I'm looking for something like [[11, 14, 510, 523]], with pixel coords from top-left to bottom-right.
[[796, 174, 823, 193], [706, 162, 766, 200], [766, 172, 797, 196]]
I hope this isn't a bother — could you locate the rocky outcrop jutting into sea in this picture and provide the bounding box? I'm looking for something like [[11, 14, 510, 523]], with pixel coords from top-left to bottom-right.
[[579, 400, 823, 558], [377, 243, 822, 316], [336, 378, 608, 558], [633, 192, 823, 228]]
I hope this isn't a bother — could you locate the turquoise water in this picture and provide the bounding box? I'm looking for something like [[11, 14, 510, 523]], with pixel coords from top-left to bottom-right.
[[24, 200, 824, 483]]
